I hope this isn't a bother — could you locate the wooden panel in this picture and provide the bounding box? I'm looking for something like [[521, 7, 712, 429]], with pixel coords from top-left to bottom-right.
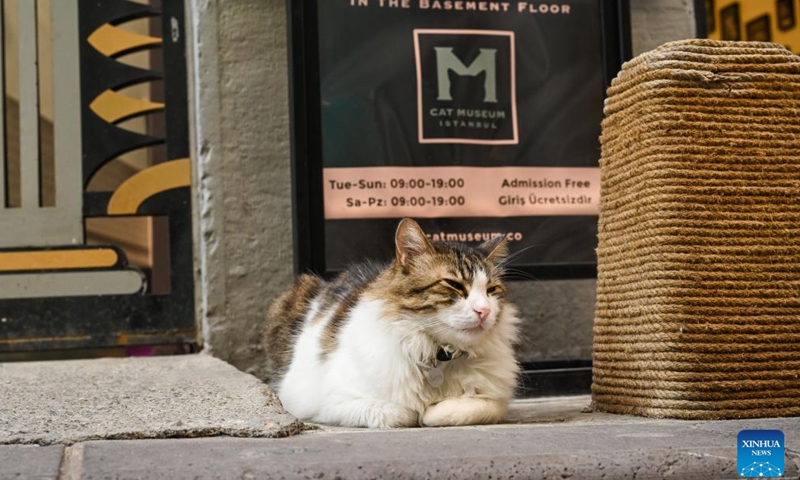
[[17, 0, 39, 209], [86, 217, 151, 267], [0, 270, 144, 299], [0, 248, 119, 271], [87, 23, 161, 58]]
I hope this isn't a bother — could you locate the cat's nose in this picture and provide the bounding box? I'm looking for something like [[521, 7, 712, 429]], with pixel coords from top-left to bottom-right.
[[474, 307, 490, 323]]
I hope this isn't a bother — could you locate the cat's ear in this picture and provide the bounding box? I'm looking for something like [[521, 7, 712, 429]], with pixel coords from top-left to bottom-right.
[[395, 218, 433, 269], [480, 234, 509, 263]]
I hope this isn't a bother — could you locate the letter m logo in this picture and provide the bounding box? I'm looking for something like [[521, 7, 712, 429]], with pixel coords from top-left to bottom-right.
[[434, 47, 497, 103], [414, 29, 518, 145]]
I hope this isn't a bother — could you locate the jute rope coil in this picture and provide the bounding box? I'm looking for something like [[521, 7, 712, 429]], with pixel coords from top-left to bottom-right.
[[593, 39, 800, 420]]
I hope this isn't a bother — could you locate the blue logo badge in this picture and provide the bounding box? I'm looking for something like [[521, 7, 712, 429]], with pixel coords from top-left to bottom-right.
[[738, 430, 784, 477]]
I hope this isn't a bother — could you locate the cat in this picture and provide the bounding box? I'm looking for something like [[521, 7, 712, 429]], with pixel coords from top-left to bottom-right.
[[263, 218, 520, 428]]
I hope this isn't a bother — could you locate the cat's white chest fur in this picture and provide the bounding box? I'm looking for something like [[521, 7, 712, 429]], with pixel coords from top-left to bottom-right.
[[280, 299, 424, 426], [277, 297, 519, 428]]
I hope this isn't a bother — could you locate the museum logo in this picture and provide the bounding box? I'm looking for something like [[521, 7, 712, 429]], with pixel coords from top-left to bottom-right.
[[738, 430, 784, 477], [414, 29, 518, 145]]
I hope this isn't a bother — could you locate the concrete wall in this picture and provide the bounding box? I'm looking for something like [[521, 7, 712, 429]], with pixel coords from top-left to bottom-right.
[[188, 0, 294, 378], [631, 0, 697, 55], [188, 0, 698, 378]]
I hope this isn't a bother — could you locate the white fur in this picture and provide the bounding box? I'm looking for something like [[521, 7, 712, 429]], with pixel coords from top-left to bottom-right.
[[277, 274, 520, 428]]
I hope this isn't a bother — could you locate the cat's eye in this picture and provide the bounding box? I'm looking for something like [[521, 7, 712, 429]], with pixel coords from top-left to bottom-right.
[[487, 285, 503, 295], [442, 278, 468, 296]]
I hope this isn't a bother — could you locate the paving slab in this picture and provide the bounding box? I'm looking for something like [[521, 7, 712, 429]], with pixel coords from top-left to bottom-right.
[[0, 354, 302, 445], [0, 444, 63, 480], [72, 416, 800, 480]]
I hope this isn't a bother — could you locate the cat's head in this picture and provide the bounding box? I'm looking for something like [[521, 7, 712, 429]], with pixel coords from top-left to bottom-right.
[[387, 218, 510, 348]]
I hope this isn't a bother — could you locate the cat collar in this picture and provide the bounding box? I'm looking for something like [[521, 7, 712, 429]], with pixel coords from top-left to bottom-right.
[[422, 345, 466, 388], [436, 345, 462, 362]]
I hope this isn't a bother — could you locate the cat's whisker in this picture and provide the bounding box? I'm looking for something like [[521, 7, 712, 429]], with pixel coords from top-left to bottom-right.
[[395, 317, 444, 342], [497, 244, 538, 265], [502, 268, 539, 282], [489, 245, 540, 278], [397, 323, 436, 342], [410, 320, 451, 340]]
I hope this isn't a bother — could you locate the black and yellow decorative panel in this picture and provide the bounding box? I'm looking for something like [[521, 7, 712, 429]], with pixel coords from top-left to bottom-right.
[[707, 0, 800, 52], [0, 0, 195, 353]]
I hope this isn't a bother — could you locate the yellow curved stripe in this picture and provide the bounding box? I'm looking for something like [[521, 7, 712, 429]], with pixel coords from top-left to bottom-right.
[[90, 89, 164, 124], [108, 159, 191, 215], [88, 23, 162, 58], [0, 248, 118, 272]]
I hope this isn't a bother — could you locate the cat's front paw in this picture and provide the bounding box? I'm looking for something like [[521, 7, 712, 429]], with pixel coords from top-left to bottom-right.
[[422, 397, 507, 427], [371, 404, 419, 429], [318, 398, 419, 428]]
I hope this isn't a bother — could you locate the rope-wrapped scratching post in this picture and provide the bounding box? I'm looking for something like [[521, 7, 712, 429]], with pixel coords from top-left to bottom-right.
[[593, 40, 800, 419]]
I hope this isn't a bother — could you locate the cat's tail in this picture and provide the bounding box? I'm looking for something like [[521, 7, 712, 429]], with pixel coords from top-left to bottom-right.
[[263, 274, 323, 385]]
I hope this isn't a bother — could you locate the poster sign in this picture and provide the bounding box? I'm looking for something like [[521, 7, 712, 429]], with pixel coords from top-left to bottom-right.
[[290, 0, 630, 278]]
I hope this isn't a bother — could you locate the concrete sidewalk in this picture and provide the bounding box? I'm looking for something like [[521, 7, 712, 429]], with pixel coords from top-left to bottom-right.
[[3, 416, 799, 480], [1, 355, 799, 479], [0, 354, 302, 445]]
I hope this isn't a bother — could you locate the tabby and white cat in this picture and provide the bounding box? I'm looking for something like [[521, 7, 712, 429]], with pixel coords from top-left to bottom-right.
[[264, 218, 520, 428]]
